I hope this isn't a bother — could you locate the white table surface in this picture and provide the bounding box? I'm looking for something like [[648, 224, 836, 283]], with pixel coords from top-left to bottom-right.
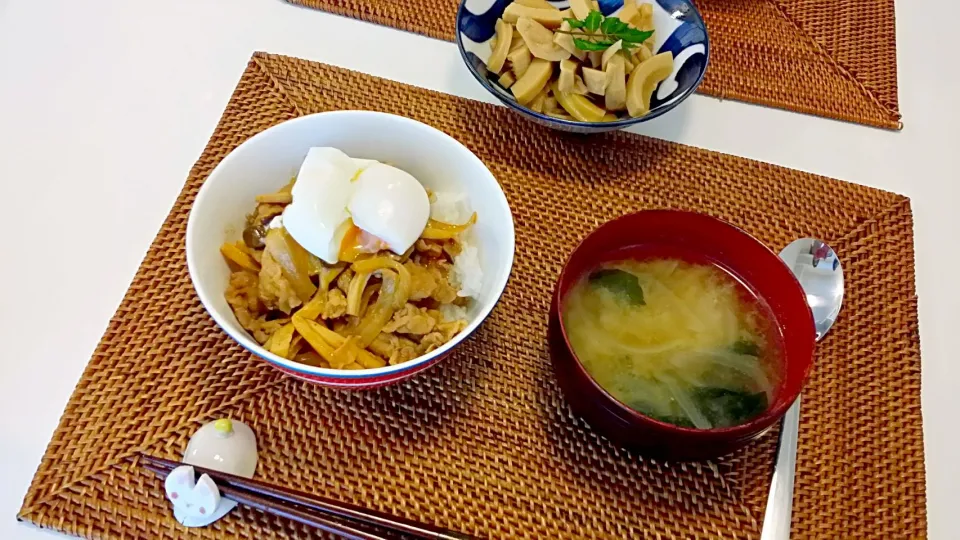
[[1, 0, 956, 537]]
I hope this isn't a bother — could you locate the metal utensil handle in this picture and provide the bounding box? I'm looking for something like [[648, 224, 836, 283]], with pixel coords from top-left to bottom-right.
[[760, 397, 801, 540]]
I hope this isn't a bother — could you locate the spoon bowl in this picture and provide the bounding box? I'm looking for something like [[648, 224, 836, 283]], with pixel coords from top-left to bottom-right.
[[778, 239, 844, 340]]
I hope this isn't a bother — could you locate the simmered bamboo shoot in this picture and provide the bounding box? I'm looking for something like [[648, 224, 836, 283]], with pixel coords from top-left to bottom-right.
[[486, 19, 514, 73], [503, 4, 570, 28], [511, 58, 554, 104], [517, 17, 571, 61], [626, 52, 674, 117]]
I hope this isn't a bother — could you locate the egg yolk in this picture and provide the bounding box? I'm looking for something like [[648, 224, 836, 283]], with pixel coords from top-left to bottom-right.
[[338, 220, 390, 262]]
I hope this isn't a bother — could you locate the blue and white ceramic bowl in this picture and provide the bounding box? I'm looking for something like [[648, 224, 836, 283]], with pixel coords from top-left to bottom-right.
[[456, 0, 709, 133]]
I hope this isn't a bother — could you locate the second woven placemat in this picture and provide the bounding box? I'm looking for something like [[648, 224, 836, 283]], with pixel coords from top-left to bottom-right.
[[287, 0, 901, 129], [18, 52, 924, 539]]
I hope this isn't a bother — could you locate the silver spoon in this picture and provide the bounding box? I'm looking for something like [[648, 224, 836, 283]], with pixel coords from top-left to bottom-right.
[[760, 238, 844, 540]]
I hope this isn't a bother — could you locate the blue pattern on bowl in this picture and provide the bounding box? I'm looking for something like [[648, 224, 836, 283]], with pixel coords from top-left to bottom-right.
[[456, 0, 709, 133]]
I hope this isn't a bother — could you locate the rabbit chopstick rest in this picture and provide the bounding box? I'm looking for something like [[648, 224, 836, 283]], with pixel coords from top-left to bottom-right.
[[163, 466, 221, 524], [164, 418, 258, 527]]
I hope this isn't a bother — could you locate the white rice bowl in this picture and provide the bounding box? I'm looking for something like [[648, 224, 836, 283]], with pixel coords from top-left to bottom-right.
[[186, 110, 514, 385]]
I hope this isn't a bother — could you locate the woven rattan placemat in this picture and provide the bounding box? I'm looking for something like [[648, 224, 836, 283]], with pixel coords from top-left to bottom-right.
[[287, 0, 901, 129], [18, 53, 924, 538]]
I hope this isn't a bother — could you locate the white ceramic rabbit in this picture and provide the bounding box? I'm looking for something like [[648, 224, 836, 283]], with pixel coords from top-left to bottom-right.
[[164, 466, 225, 526], [164, 418, 258, 527]]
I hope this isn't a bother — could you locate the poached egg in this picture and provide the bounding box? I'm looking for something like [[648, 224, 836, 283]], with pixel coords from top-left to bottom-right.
[[281, 147, 430, 264]]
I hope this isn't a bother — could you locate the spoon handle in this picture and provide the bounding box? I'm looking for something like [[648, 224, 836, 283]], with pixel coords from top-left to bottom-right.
[[760, 397, 801, 540]]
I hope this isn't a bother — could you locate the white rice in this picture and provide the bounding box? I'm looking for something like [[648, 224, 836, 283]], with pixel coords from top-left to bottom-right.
[[429, 191, 483, 300], [453, 241, 483, 298], [439, 303, 469, 323], [430, 192, 470, 222]]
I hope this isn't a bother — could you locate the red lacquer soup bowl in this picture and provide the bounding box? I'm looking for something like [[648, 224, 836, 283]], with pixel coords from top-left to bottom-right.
[[549, 210, 815, 459]]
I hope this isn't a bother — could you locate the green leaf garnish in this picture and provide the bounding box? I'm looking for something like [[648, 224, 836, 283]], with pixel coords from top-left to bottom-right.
[[619, 27, 654, 43], [583, 10, 603, 32], [573, 38, 616, 51], [555, 10, 654, 52], [589, 269, 645, 305], [600, 16, 628, 35], [731, 340, 761, 356]]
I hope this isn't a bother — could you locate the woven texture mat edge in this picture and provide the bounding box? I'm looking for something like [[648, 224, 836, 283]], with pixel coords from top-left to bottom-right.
[[286, 0, 901, 129], [18, 52, 924, 539]]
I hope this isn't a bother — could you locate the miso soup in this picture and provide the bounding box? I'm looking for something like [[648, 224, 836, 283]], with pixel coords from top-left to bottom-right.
[[562, 258, 782, 429]]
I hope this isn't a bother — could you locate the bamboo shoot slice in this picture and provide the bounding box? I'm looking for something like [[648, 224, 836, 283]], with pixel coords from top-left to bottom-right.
[[605, 55, 627, 111], [517, 17, 571, 61], [486, 19, 514, 73], [356, 350, 386, 368], [530, 87, 550, 112], [553, 82, 607, 122], [499, 71, 517, 89], [626, 51, 674, 117], [618, 0, 639, 25], [634, 3, 655, 55], [558, 58, 578, 93], [503, 4, 570, 29], [569, 0, 592, 19], [291, 316, 339, 366], [636, 44, 653, 62], [546, 110, 575, 121], [573, 74, 589, 95], [588, 50, 602, 68], [267, 323, 296, 359], [637, 3, 654, 29], [601, 40, 623, 70], [582, 66, 608, 95], [515, 0, 558, 10], [553, 21, 587, 61], [511, 58, 554, 105], [507, 44, 533, 77], [220, 242, 260, 272]]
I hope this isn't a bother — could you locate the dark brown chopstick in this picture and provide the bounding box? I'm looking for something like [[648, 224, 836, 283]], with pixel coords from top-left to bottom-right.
[[142, 463, 387, 540], [139, 454, 472, 540]]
